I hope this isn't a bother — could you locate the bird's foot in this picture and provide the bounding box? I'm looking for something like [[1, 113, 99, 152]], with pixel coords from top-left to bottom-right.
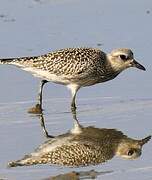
[[28, 103, 43, 114]]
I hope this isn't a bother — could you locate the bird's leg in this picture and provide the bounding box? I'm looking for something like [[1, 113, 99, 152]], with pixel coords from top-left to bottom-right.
[[69, 85, 82, 132], [71, 106, 82, 134], [71, 93, 77, 111], [28, 80, 48, 114], [37, 80, 48, 108], [71, 108, 80, 126], [39, 113, 54, 138], [70, 85, 80, 112]]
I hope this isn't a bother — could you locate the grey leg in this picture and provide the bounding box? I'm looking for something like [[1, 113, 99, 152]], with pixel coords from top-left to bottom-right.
[[28, 80, 48, 114], [39, 113, 54, 138], [69, 85, 80, 111], [37, 80, 48, 107], [71, 107, 82, 134], [71, 92, 77, 110]]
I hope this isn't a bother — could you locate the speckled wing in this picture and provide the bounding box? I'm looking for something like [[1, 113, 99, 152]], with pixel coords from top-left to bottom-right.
[[12, 48, 106, 77], [40, 142, 113, 166], [33, 132, 115, 166], [40, 48, 107, 76], [8, 140, 113, 167]]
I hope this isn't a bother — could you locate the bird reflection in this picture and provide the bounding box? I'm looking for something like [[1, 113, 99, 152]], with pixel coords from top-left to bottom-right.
[[8, 112, 151, 167]]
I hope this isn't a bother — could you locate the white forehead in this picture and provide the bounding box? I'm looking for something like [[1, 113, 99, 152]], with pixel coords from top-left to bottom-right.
[[110, 48, 134, 57]]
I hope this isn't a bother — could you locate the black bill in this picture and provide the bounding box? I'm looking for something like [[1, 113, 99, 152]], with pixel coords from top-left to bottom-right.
[[138, 135, 151, 146], [132, 59, 146, 71]]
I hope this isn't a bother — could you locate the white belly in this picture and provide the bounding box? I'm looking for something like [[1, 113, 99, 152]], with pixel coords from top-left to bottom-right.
[[22, 67, 71, 85]]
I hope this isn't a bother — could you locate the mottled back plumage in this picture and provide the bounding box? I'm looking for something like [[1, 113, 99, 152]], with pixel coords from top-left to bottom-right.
[[1, 48, 105, 74], [8, 126, 151, 167], [0, 48, 111, 86]]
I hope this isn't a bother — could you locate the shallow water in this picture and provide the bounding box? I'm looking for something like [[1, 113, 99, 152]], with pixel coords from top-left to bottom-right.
[[0, 0, 152, 179]]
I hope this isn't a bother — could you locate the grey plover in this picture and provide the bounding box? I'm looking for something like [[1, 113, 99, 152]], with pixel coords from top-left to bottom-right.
[[0, 48, 146, 112], [8, 121, 151, 167]]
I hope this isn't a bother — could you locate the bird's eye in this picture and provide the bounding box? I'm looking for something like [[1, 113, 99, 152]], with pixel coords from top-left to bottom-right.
[[127, 149, 135, 156], [120, 55, 127, 60]]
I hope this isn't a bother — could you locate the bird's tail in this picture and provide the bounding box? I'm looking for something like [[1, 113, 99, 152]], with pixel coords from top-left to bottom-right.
[[8, 155, 33, 167], [0, 57, 32, 68], [0, 58, 16, 65], [8, 154, 48, 167]]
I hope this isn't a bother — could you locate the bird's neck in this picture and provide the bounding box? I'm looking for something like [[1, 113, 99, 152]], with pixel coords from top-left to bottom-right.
[[106, 55, 126, 73]]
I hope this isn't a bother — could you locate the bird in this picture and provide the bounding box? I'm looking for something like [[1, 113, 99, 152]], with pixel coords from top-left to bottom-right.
[[8, 119, 151, 167], [0, 47, 146, 113]]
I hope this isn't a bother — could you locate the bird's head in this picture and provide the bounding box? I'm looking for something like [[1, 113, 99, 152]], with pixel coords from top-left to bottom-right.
[[116, 135, 151, 160], [107, 48, 146, 72]]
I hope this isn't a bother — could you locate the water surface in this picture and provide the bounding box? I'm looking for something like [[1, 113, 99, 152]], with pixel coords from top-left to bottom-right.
[[0, 0, 152, 179]]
